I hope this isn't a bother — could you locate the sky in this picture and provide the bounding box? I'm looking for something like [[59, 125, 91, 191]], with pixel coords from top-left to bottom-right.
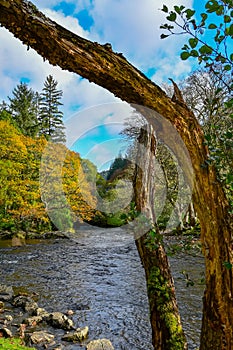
[[0, 0, 205, 169]]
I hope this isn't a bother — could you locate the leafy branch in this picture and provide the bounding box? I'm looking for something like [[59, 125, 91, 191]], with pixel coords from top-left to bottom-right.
[[160, 0, 233, 83]]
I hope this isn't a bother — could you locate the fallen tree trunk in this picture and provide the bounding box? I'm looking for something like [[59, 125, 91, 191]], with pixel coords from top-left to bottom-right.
[[0, 1, 232, 348]]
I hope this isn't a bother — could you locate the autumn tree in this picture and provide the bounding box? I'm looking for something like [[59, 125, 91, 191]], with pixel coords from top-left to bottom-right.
[[0, 120, 50, 232], [0, 1, 232, 349]]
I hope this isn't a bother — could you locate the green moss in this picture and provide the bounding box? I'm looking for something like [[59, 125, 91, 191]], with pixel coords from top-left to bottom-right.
[[0, 338, 35, 350], [148, 267, 186, 349]]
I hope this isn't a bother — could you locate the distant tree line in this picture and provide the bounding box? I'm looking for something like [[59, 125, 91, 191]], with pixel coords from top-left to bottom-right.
[[0, 75, 66, 143]]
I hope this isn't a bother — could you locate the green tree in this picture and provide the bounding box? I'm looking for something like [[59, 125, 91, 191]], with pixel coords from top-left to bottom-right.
[[179, 67, 233, 207], [160, 0, 233, 84], [38, 75, 66, 143], [161, 1, 233, 348], [8, 82, 38, 137]]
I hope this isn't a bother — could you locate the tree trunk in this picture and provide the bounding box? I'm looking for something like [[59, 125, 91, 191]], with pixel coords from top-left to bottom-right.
[[0, 1, 232, 348], [134, 125, 187, 349]]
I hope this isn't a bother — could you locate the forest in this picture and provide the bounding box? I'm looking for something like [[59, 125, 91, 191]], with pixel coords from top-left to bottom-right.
[[0, 0, 232, 350]]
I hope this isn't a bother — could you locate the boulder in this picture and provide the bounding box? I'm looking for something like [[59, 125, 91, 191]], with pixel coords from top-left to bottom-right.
[[0, 327, 12, 338], [86, 339, 114, 350], [30, 330, 55, 345], [62, 326, 89, 342], [0, 285, 14, 301], [46, 312, 74, 330]]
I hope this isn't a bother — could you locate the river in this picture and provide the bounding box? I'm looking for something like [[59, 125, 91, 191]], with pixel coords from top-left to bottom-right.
[[0, 228, 204, 349]]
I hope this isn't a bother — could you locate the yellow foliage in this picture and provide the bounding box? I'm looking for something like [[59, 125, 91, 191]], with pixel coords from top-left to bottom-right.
[[0, 121, 96, 232]]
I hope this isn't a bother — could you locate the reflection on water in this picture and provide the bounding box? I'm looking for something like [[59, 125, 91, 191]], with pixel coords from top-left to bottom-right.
[[0, 228, 204, 349]]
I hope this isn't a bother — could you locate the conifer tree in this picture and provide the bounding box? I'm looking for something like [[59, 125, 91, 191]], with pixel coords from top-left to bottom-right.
[[8, 82, 38, 137], [38, 75, 66, 143]]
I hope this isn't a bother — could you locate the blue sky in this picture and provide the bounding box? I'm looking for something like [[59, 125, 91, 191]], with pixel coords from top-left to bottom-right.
[[0, 0, 228, 170]]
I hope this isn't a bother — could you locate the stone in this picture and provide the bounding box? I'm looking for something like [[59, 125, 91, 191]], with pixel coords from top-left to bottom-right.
[[46, 312, 74, 330], [62, 326, 89, 342], [13, 295, 34, 308], [4, 315, 13, 323], [0, 285, 13, 301], [0, 327, 13, 338], [86, 339, 114, 350], [13, 295, 38, 314], [23, 316, 43, 326], [11, 236, 25, 247], [35, 307, 50, 319], [30, 330, 55, 344], [66, 309, 74, 316], [25, 301, 38, 314]]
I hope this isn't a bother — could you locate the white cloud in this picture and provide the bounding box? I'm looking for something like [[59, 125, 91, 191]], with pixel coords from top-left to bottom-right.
[[0, 11, 117, 117], [65, 102, 132, 148], [0, 0, 195, 118], [86, 140, 126, 169], [151, 56, 194, 86], [42, 8, 89, 38], [88, 0, 194, 74]]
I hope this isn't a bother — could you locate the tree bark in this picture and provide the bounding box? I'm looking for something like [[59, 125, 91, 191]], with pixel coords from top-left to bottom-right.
[[134, 125, 187, 349], [0, 1, 233, 349]]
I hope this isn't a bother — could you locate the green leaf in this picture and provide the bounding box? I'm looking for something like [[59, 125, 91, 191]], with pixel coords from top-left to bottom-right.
[[225, 131, 233, 139], [174, 5, 181, 14], [224, 15, 231, 23], [180, 51, 190, 60], [223, 261, 232, 270], [219, 56, 226, 63], [162, 5, 168, 13], [189, 38, 198, 48], [160, 34, 169, 39], [190, 49, 199, 57], [201, 13, 208, 21], [173, 5, 185, 14], [167, 12, 177, 22], [230, 53, 233, 61], [224, 64, 232, 71], [199, 45, 213, 55], [216, 5, 224, 16], [185, 9, 195, 19], [229, 24, 233, 36], [208, 23, 217, 29]]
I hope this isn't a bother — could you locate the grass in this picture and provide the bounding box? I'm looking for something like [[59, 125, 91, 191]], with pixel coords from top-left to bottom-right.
[[0, 338, 35, 350]]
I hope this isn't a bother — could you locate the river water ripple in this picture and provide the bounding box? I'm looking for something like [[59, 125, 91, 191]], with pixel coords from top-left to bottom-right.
[[0, 228, 204, 349]]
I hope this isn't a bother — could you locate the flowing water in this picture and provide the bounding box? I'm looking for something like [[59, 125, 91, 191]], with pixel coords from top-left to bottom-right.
[[0, 228, 204, 349]]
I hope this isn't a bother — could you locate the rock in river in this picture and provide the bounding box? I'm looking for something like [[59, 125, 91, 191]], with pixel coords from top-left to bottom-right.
[[62, 326, 89, 342], [46, 312, 74, 330], [0, 285, 13, 301], [29, 330, 55, 345], [86, 339, 114, 350]]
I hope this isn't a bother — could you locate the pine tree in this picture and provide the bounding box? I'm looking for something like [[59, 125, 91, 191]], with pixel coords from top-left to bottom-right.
[[38, 75, 66, 143], [8, 82, 38, 137]]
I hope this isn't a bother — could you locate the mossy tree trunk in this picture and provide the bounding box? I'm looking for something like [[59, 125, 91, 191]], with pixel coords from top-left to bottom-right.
[[0, 1, 233, 348], [134, 125, 187, 349]]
